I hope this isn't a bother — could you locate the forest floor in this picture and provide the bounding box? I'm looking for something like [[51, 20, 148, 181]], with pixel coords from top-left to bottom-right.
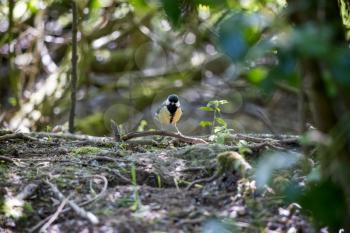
[[0, 131, 315, 233]]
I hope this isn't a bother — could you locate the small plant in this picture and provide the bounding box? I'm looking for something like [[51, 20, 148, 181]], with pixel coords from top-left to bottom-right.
[[130, 163, 141, 211], [137, 120, 148, 132], [157, 175, 162, 188], [199, 100, 232, 144]]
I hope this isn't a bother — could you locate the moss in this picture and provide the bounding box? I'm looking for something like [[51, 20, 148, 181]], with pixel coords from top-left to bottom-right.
[[71, 146, 103, 155], [217, 151, 252, 176]]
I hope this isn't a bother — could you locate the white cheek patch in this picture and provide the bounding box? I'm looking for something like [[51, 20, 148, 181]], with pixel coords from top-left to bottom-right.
[[165, 99, 170, 105], [176, 102, 180, 107]]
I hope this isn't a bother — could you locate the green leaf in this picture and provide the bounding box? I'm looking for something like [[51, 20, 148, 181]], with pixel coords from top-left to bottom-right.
[[299, 179, 347, 231], [215, 117, 227, 127], [199, 121, 212, 127], [215, 134, 226, 144], [131, 163, 137, 186], [199, 106, 214, 111], [130, 0, 149, 10], [217, 100, 228, 105], [214, 126, 226, 133], [88, 0, 101, 10], [161, 0, 181, 26], [194, 0, 227, 8], [216, 12, 265, 61], [247, 67, 267, 84], [207, 100, 219, 108]]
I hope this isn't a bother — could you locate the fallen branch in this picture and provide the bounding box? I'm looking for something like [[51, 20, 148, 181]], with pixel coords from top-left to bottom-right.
[[121, 130, 208, 144], [0, 132, 38, 142], [45, 180, 99, 224], [30, 132, 114, 142]]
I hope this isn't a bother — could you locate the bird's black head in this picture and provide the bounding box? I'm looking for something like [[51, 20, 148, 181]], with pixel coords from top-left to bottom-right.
[[168, 94, 179, 104], [166, 94, 180, 114]]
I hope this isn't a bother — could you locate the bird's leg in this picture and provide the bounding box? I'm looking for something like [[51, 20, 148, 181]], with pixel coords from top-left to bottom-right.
[[174, 123, 182, 135]]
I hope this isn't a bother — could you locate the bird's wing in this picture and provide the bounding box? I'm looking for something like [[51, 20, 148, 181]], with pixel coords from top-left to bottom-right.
[[154, 102, 167, 121]]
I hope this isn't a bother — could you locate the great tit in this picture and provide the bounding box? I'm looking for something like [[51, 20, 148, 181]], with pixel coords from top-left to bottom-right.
[[155, 94, 183, 133]]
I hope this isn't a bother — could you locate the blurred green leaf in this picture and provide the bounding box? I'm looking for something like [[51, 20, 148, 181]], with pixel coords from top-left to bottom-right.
[[330, 48, 350, 87], [130, 0, 149, 10], [217, 100, 228, 105], [247, 67, 268, 84], [255, 151, 302, 188], [88, 0, 101, 10], [161, 0, 181, 26], [199, 106, 214, 111], [8, 97, 17, 107], [299, 179, 347, 231], [28, 0, 42, 13], [194, 0, 227, 8], [216, 12, 266, 61], [199, 121, 213, 127], [292, 24, 332, 58], [216, 117, 227, 127]]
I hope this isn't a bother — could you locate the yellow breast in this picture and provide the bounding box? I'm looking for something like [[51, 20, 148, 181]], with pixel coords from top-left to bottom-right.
[[171, 107, 182, 124], [157, 106, 182, 125]]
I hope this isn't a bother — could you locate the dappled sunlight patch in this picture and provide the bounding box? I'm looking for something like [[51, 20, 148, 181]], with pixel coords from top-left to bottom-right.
[[2, 196, 24, 219]]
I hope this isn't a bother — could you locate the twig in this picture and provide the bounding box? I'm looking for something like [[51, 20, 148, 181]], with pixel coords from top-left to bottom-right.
[[69, 0, 78, 133], [186, 172, 221, 191], [110, 120, 121, 141], [45, 180, 99, 224], [0, 132, 38, 142], [121, 130, 208, 144], [31, 132, 113, 141], [0, 155, 16, 164], [30, 175, 107, 233], [39, 194, 72, 233]]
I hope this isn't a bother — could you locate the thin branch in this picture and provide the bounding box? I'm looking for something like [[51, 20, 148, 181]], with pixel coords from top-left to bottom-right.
[[185, 171, 221, 191], [30, 175, 107, 233], [110, 120, 121, 141], [121, 131, 208, 144], [69, 0, 78, 133], [0, 155, 16, 164], [39, 194, 72, 233], [45, 179, 99, 224]]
